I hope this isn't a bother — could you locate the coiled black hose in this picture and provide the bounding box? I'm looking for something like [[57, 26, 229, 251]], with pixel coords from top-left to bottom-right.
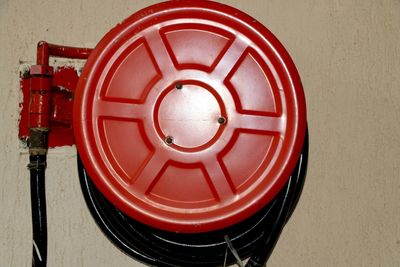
[[29, 155, 48, 267], [78, 131, 308, 267]]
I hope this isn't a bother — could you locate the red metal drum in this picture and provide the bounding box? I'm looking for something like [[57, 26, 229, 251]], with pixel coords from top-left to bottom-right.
[[74, 0, 306, 233]]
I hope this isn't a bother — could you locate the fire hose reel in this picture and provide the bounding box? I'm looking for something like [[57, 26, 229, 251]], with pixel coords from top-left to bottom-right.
[[22, 1, 307, 266]]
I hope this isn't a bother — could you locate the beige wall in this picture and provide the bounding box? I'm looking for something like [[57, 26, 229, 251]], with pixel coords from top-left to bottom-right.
[[1, 0, 399, 266]]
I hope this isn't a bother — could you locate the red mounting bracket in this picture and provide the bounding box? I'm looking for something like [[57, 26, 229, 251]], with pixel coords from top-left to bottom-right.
[[19, 42, 92, 147]]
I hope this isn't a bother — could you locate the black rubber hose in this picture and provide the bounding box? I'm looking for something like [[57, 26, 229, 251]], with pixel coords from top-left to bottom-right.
[[246, 131, 308, 266], [78, 161, 278, 266], [78, 130, 308, 267], [29, 155, 48, 267]]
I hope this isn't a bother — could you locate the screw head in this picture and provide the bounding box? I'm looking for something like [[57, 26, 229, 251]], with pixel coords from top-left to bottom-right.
[[20, 68, 30, 79], [20, 137, 29, 149], [218, 116, 227, 124], [165, 136, 174, 145], [175, 83, 183, 90]]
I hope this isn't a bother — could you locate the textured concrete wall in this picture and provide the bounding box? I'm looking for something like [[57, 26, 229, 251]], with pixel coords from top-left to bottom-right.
[[1, 0, 399, 266]]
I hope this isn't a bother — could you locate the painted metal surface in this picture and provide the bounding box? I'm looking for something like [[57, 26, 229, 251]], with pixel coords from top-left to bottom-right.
[[19, 66, 79, 147], [74, 0, 307, 233]]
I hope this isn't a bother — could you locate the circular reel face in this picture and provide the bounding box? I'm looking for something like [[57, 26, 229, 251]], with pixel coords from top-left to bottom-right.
[[74, 0, 306, 233]]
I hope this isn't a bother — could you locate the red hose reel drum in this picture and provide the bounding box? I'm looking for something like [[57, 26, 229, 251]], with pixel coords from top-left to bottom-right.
[[74, 0, 306, 233]]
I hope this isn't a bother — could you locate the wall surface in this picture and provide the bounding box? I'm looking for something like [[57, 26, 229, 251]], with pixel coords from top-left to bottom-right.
[[1, 0, 399, 266]]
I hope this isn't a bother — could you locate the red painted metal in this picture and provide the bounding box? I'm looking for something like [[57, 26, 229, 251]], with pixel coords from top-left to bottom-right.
[[30, 64, 54, 76], [28, 76, 53, 128], [19, 78, 30, 139], [37, 41, 92, 65], [19, 40, 92, 147], [19, 66, 79, 147], [74, 0, 307, 233]]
